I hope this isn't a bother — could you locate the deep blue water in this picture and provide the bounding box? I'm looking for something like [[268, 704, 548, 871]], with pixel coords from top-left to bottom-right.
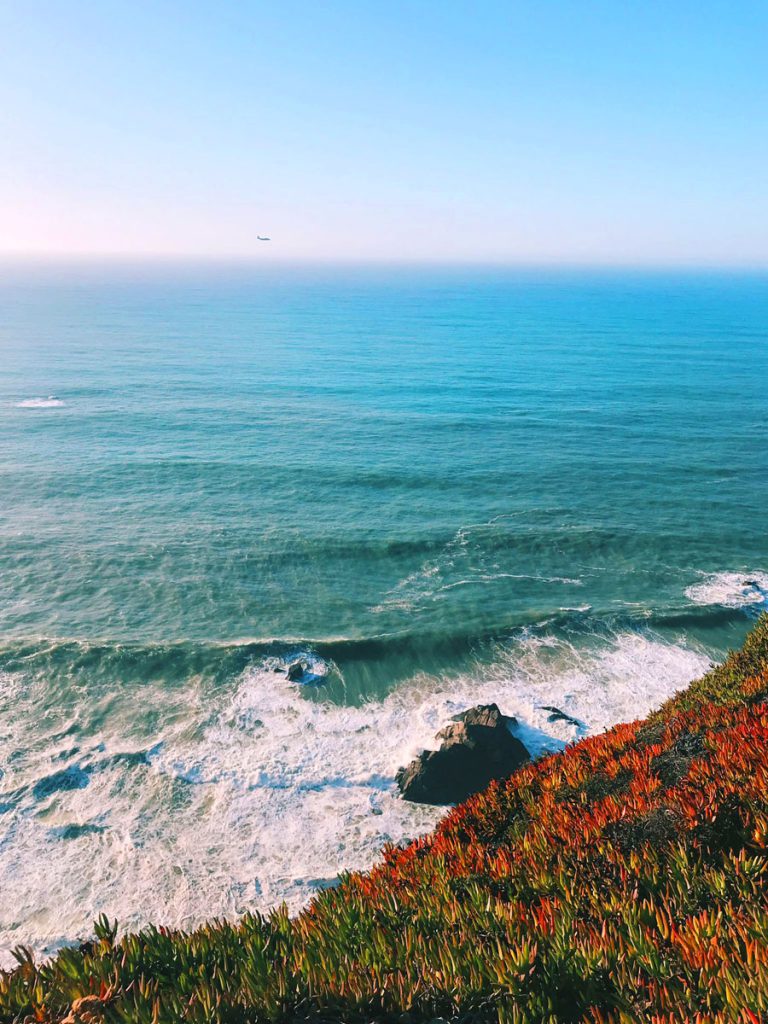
[[0, 263, 765, 955]]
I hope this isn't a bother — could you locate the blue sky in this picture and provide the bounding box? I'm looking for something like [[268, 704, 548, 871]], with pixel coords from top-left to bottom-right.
[[1, 1, 766, 263]]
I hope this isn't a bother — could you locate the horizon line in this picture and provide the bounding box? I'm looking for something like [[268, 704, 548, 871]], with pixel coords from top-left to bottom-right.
[[1, 252, 768, 273]]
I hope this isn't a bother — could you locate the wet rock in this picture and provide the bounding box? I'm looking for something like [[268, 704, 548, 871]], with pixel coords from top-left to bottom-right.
[[396, 703, 529, 805], [286, 660, 327, 686], [540, 705, 581, 727], [286, 661, 307, 682]]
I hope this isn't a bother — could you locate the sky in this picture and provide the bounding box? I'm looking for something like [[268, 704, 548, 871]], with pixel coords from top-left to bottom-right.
[[1, 1, 767, 264]]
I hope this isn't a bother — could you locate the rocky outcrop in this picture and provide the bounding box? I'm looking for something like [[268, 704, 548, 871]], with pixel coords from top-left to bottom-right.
[[285, 659, 327, 685], [396, 703, 529, 805], [286, 660, 308, 682]]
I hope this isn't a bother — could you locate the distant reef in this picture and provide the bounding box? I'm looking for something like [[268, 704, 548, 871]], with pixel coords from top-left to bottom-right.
[[2, 617, 768, 1022]]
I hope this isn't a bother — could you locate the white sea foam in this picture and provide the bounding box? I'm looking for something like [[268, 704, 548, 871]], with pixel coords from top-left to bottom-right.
[[16, 396, 65, 409], [684, 571, 768, 610], [0, 630, 710, 966]]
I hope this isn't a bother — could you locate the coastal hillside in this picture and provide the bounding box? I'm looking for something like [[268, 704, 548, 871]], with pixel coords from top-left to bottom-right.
[[2, 618, 767, 1024]]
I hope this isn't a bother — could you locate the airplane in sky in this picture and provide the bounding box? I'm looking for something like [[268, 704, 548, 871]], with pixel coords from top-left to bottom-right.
[[257, 236, 271, 241]]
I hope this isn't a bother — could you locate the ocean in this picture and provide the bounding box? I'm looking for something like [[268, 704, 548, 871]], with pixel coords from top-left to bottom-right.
[[0, 262, 766, 960]]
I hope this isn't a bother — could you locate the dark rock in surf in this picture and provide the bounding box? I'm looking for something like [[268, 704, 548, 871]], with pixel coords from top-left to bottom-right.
[[540, 705, 581, 728], [286, 659, 328, 686], [396, 703, 529, 805], [286, 661, 307, 682]]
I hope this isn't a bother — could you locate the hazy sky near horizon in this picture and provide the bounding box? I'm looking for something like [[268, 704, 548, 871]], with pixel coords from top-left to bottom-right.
[[2, 1, 767, 264]]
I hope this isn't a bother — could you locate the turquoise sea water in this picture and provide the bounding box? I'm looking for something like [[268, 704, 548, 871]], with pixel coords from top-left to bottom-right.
[[0, 263, 766, 956]]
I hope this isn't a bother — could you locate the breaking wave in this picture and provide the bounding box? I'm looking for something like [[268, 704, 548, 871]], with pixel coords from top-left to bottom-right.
[[685, 570, 768, 613], [0, 622, 712, 965], [15, 396, 65, 409]]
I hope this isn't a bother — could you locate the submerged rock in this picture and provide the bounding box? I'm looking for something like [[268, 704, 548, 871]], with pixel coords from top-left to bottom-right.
[[396, 703, 529, 805], [540, 704, 581, 728]]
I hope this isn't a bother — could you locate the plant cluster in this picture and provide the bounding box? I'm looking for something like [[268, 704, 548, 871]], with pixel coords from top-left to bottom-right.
[[2, 618, 768, 1023]]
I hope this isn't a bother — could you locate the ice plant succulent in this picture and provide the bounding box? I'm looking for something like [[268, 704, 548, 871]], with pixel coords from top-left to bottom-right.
[[2, 617, 768, 1023]]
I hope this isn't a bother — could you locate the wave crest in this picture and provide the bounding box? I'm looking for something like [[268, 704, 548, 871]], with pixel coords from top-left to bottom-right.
[[685, 571, 768, 612], [16, 396, 65, 409]]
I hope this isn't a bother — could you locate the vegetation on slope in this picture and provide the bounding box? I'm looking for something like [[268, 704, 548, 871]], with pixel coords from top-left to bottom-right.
[[2, 617, 768, 1024]]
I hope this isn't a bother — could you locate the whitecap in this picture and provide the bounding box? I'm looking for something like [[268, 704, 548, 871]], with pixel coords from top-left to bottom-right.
[[684, 571, 768, 610], [16, 396, 65, 409]]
